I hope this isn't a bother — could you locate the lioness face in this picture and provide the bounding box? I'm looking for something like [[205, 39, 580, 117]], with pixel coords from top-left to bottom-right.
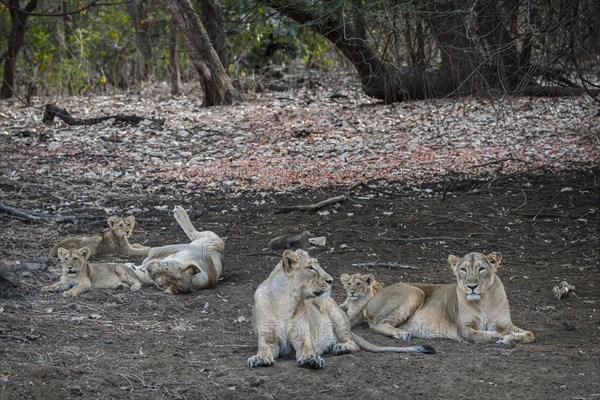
[[449, 252, 501, 301], [57, 247, 91, 278], [108, 216, 135, 238], [340, 273, 378, 301], [146, 260, 193, 294], [283, 249, 333, 298]]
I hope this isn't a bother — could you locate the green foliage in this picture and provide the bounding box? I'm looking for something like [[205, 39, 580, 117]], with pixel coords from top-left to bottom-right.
[[222, 2, 334, 75], [1, 1, 336, 95]]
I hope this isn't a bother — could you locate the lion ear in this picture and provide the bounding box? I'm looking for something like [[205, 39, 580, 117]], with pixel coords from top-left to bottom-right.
[[448, 254, 462, 271], [77, 247, 91, 260], [57, 247, 69, 260], [282, 250, 299, 274], [107, 216, 120, 228], [485, 252, 502, 272], [340, 273, 350, 284], [125, 216, 135, 225], [364, 274, 376, 285]]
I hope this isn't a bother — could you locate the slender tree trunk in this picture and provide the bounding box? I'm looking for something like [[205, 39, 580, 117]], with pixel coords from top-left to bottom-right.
[[1, 0, 38, 99], [169, 18, 181, 95], [161, 0, 239, 106], [125, 0, 154, 81]]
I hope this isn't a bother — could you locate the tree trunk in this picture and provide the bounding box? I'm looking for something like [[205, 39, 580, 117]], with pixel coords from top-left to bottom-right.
[[169, 18, 181, 95], [265, 0, 432, 102], [199, 0, 227, 68], [125, 0, 154, 81], [1, 0, 38, 99], [424, 1, 481, 95], [161, 0, 239, 106]]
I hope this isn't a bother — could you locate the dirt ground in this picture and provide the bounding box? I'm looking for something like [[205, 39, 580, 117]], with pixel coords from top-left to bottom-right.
[[0, 164, 597, 399]]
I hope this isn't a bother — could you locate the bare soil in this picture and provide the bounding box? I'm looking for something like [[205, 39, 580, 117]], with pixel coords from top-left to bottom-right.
[[1, 167, 598, 400]]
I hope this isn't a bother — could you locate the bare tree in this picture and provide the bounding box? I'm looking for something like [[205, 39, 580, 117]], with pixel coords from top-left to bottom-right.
[[161, 0, 239, 106]]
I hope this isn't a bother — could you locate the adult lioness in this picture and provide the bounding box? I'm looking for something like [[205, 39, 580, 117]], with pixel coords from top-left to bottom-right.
[[247, 249, 435, 369], [341, 252, 534, 346], [132, 206, 224, 294], [49, 216, 150, 258], [42, 247, 141, 297]]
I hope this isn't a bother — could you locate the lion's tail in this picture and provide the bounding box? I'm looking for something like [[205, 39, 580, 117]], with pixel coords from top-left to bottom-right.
[[351, 333, 436, 354]]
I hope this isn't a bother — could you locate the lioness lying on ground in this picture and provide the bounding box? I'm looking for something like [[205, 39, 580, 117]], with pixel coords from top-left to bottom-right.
[[49, 216, 150, 258], [247, 249, 435, 369], [42, 247, 142, 297], [340, 252, 534, 346], [132, 206, 224, 294]]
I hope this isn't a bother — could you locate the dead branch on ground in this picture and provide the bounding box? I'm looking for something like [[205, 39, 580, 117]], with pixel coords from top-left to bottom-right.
[[0, 203, 76, 223], [43, 104, 164, 126], [276, 195, 347, 213], [352, 261, 418, 270]]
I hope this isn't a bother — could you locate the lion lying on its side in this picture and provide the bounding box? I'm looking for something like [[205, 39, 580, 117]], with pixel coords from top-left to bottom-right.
[[49, 216, 150, 258], [42, 247, 141, 297], [247, 249, 435, 369], [340, 252, 534, 346], [132, 206, 224, 294]]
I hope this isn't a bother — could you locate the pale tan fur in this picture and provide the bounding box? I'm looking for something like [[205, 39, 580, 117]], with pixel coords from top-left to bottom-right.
[[344, 252, 534, 346], [247, 249, 435, 369], [49, 216, 150, 258], [42, 247, 141, 297], [340, 273, 384, 326], [132, 206, 224, 295]]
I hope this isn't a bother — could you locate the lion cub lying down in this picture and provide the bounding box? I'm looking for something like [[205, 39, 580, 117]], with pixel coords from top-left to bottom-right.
[[42, 247, 141, 297], [247, 249, 435, 369], [49, 216, 150, 258], [133, 206, 224, 294], [341, 252, 534, 346]]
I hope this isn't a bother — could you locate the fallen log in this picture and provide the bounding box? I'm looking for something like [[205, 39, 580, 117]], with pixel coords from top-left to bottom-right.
[[0, 203, 76, 224], [43, 104, 162, 126]]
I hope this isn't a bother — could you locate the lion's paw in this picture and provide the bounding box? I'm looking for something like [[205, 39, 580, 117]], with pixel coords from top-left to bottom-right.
[[172, 205, 188, 222], [247, 355, 275, 368], [393, 331, 413, 341], [297, 354, 325, 369], [497, 332, 530, 346], [332, 343, 351, 355]]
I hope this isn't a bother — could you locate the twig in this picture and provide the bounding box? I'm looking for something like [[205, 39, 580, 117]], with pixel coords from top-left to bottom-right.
[[352, 261, 418, 270], [554, 237, 600, 255], [276, 195, 347, 213], [379, 236, 465, 244], [0, 203, 77, 223]]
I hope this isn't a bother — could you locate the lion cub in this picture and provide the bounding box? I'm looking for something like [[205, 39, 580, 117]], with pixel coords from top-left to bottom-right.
[[49, 215, 150, 258], [247, 249, 435, 369], [340, 273, 384, 326], [42, 247, 142, 297]]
